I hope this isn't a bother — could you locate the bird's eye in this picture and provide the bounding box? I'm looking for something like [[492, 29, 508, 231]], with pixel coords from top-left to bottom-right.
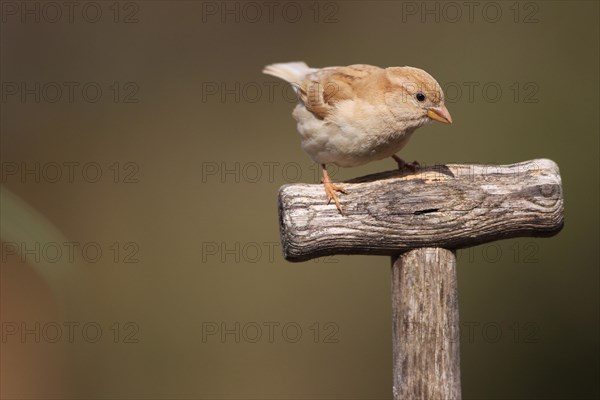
[[416, 92, 426, 102]]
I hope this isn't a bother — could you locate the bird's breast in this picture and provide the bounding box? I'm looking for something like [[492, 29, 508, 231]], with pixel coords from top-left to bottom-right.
[[292, 100, 416, 167]]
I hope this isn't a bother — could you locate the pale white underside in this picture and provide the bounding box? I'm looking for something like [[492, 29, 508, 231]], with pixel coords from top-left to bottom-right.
[[293, 99, 428, 167]]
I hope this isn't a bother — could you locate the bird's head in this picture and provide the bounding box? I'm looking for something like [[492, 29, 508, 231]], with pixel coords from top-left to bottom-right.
[[384, 66, 452, 127]]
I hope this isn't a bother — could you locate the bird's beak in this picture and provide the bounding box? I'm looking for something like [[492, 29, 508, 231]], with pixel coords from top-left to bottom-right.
[[427, 105, 453, 124]]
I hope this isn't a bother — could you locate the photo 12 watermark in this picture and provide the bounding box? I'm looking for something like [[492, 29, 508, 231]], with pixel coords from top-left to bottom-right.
[[200, 241, 338, 264], [0, 1, 141, 24], [400, 161, 552, 185], [404, 319, 541, 344], [201, 321, 340, 344], [398, 1, 541, 24], [200, 1, 340, 24], [1, 241, 141, 264], [456, 241, 540, 264], [1, 161, 140, 184], [1, 321, 140, 344], [200, 161, 338, 184], [200, 80, 540, 105], [442, 81, 539, 104], [201, 81, 299, 104], [1, 81, 140, 104]]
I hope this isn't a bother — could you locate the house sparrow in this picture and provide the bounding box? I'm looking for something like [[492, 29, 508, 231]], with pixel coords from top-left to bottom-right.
[[263, 62, 452, 214]]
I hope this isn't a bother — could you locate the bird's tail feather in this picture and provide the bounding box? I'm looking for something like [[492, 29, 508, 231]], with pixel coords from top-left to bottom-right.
[[262, 62, 314, 84]]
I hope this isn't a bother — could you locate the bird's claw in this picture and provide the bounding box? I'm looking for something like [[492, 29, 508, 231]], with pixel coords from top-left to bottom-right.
[[323, 181, 348, 215], [394, 157, 420, 173]]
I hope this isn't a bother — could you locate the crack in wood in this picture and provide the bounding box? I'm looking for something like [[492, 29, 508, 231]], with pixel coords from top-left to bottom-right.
[[414, 208, 440, 215]]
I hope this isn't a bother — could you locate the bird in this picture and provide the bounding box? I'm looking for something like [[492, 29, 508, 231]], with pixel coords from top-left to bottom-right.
[[263, 62, 452, 214]]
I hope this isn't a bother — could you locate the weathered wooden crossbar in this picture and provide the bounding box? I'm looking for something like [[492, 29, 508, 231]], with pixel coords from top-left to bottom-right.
[[279, 159, 563, 261], [277, 158, 563, 399]]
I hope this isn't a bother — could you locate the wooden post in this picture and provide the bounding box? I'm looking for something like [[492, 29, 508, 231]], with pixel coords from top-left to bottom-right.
[[392, 249, 460, 399], [277, 159, 563, 399]]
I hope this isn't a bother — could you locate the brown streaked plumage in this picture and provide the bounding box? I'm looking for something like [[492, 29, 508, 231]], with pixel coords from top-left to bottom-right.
[[263, 62, 452, 214]]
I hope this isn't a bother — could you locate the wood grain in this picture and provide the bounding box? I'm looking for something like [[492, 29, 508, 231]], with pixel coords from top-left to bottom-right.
[[392, 248, 461, 399], [278, 159, 563, 262]]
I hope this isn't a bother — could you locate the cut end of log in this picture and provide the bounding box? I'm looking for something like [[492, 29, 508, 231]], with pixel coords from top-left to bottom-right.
[[278, 159, 564, 262]]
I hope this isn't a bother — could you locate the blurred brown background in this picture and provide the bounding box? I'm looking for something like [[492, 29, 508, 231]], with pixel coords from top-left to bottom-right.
[[1, 1, 598, 399]]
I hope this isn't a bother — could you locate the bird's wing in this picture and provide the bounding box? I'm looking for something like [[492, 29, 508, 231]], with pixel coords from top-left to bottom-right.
[[297, 64, 383, 120]]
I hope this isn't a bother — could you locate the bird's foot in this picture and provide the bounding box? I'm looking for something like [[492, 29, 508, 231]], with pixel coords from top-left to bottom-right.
[[322, 180, 348, 215], [393, 156, 420, 173]]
